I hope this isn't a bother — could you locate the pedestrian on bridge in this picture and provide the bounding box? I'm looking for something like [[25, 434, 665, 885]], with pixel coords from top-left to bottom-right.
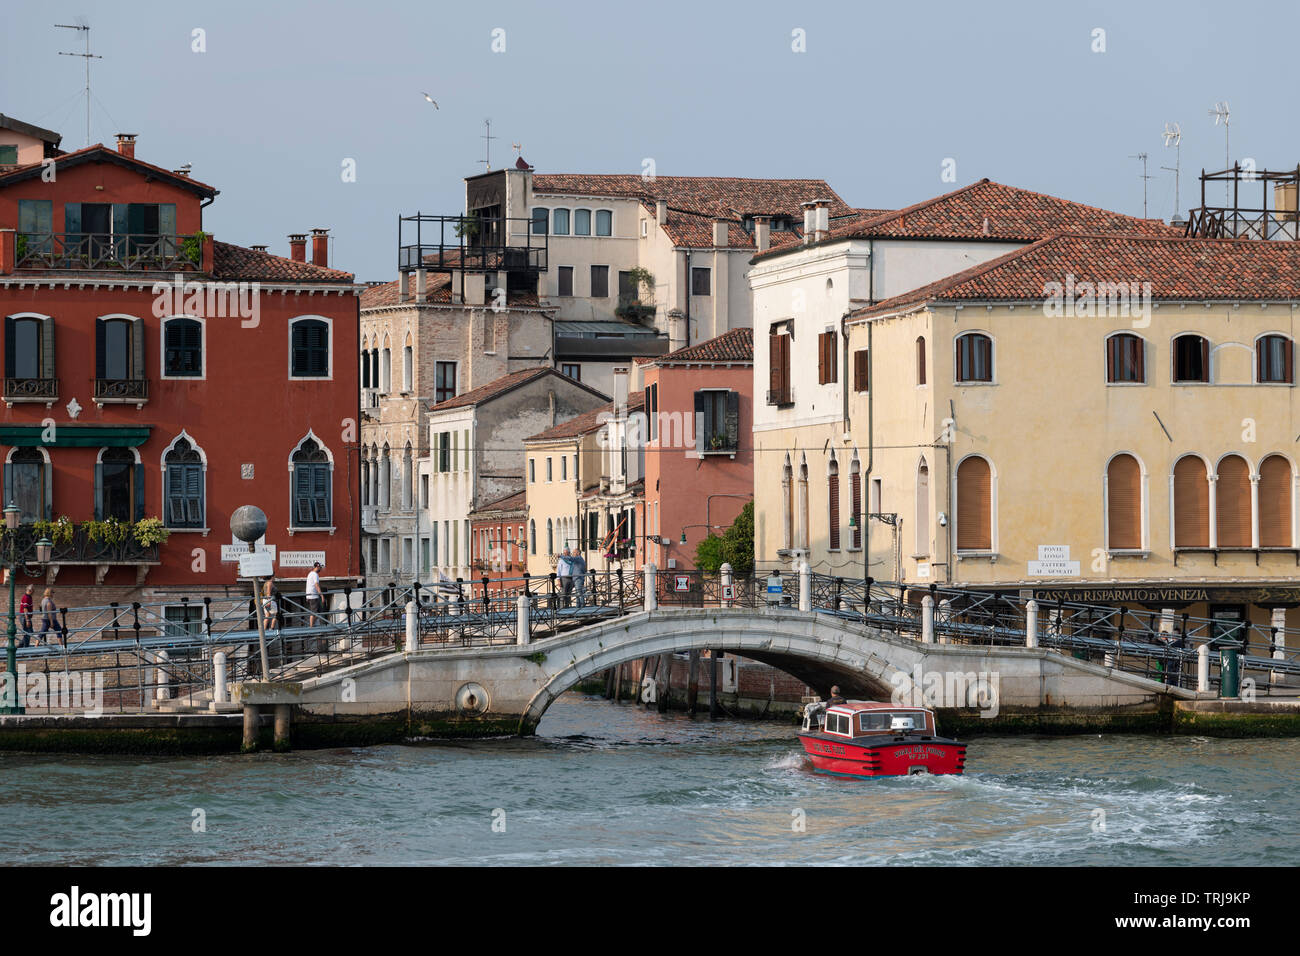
[[571, 550, 588, 609], [557, 548, 575, 608], [306, 562, 323, 627], [38, 587, 59, 645], [18, 584, 33, 648]]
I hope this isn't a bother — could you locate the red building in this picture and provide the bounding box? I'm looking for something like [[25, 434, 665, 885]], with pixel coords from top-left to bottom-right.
[[0, 123, 360, 611], [641, 328, 753, 571], [468, 489, 527, 584]]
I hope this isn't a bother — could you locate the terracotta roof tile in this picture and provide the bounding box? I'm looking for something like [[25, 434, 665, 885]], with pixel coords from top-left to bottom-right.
[[429, 366, 609, 412], [0, 143, 217, 197], [212, 241, 353, 282], [653, 327, 752, 365], [852, 233, 1300, 319], [470, 488, 528, 516]]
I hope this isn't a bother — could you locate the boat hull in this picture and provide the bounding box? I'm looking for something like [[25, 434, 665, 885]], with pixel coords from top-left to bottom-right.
[[798, 732, 967, 777]]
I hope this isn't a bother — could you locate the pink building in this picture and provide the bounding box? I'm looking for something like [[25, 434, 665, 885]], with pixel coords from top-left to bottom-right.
[[641, 328, 753, 570]]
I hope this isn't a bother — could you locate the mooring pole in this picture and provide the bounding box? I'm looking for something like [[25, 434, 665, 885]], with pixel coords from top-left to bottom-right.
[[687, 650, 700, 715], [709, 650, 719, 719]]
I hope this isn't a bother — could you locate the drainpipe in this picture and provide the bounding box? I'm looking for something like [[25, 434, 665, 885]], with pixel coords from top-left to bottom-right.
[[683, 250, 692, 347], [841, 312, 850, 428], [863, 320, 873, 591]]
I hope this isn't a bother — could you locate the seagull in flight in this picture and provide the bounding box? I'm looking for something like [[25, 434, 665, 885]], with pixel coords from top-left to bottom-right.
[[422, 93, 439, 108]]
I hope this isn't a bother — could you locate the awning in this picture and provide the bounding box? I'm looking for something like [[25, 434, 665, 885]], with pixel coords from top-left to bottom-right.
[[0, 425, 153, 448]]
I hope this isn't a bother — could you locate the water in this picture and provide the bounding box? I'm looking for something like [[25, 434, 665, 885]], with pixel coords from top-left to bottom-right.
[[1, 695, 1295, 865]]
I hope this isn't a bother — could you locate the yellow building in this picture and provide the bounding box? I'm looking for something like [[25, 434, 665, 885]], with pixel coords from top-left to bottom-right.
[[843, 232, 1300, 631]]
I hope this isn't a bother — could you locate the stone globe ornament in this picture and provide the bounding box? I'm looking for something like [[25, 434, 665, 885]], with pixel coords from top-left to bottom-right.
[[230, 505, 269, 544]]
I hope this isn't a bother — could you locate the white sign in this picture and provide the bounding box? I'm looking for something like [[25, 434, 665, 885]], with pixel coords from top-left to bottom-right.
[[722, 584, 735, 599], [1027, 560, 1081, 577], [281, 551, 325, 568], [917, 563, 931, 579], [1037, 545, 1070, 561], [238, 551, 275, 579], [222, 544, 276, 562], [674, 575, 691, 592]]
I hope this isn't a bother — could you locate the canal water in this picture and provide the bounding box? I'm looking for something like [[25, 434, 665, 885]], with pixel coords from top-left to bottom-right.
[[1, 695, 1295, 866]]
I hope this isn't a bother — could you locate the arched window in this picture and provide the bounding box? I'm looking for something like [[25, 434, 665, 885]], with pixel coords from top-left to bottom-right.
[[1107, 333, 1146, 383], [781, 456, 794, 550], [361, 456, 370, 507], [163, 317, 203, 377], [291, 436, 332, 528], [1106, 454, 1142, 550], [1172, 334, 1209, 383], [4, 313, 54, 388], [403, 335, 413, 391], [402, 443, 414, 510], [955, 332, 993, 383], [916, 459, 930, 555], [574, 208, 592, 236], [1259, 455, 1293, 547], [797, 459, 809, 550], [381, 336, 392, 392], [1173, 455, 1209, 548], [97, 447, 141, 522], [1257, 334, 1294, 384], [827, 457, 840, 551], [531, 207, 549, 235], [370, 349, 379, 389], [379, 444, 391, 509], [360, 338, 371, 389], [595, 209, 613, 236], [163, 435, 205, 529], [530, 519, 537, 555], [546, 518, 554, 555], [552, 208, 570, 236], [1216, 454, 1251, 548], [850, 458, 862, 550], [289, 317, 330, 378], [4, 447, 50, 523], [956, 456, 991, 551], [916, 336, 926, 386]]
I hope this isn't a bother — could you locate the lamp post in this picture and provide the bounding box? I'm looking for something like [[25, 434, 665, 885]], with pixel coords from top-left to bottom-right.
[[2, 503, 53, 715], [230, 505, 272, 681]]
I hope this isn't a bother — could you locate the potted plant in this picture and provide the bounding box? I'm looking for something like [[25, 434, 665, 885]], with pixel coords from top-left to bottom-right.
[[454, 214, 482, 244], [709, 435, 727, 450], [132, 517, 171, 547], [181, 230, 207, 266]]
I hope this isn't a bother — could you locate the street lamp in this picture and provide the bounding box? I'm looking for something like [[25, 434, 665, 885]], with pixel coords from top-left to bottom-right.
[[230, 505, 272, 681], [3, 502, 53, 715]]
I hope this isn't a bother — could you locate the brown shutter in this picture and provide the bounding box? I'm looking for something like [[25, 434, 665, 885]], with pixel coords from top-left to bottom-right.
[[851, 471, 861, 548], [1173, 456, 1209, 547], [769, 333, 787, 399], [1106, 336, 1116, 382], [1259, 455, 1293, 547], [853, 349, 868, 392], [917, 337, 926, 385], [1216, 455, 1251, 547], [1106, 454, 1141, 549], [828, 471, 840, 549], [1135, 336, 1145, 382], [956, 457, 991, 551], [1199, 336, 1208, 381], [828, 332, 837, 384], [1287, 338, 1295, 384], [818, 333, 827, 384]]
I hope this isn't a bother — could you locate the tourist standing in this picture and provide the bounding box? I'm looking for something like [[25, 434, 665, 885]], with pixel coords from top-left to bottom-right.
[[305, 562, 323, 627], [557, 548, 574, 608], [571, 550, 588, 608], [38, 587, 58, 645], [18, 584, 33, 648]]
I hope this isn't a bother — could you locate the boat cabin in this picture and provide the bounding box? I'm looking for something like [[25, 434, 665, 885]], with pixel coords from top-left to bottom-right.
[[805, 701, 935, 738]]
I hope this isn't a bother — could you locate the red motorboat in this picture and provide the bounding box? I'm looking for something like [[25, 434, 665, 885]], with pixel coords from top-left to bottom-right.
[[798, 700, 967, 777]]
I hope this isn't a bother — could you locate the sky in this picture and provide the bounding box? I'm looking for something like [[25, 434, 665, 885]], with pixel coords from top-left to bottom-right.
[[3, 0, 1298, 281]]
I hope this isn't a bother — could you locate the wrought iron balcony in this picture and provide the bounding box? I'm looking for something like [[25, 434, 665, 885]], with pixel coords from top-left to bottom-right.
[[615, 294, 656, 324], [94, 378, 149, 404], [397, 214, 547, 275], [7, 525, 160, 573], [3, 377, 58, 403], [14, 232, 204, 273]]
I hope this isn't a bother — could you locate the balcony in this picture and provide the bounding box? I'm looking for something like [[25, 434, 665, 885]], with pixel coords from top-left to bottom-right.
[[397, 214, 547, 275], [3, 377, 58, 406], [94, 378, 149, 407], [13, 232, 204, 273], [615, 294, 656, 325], [9, 525, 160, 586]]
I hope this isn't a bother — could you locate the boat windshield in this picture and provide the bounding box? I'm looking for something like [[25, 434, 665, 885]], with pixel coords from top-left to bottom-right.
[[859, 711, 927, 734]]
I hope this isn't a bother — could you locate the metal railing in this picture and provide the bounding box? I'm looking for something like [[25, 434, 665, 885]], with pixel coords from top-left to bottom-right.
[[15, 232, 203, 272]]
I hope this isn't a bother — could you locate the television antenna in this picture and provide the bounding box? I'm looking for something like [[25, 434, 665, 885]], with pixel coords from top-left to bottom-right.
[[1129, 152, 1151, 218], [479, 118, 495, 171], [56, 20, 102, 148], [1161, 122, 1182, 221], [1209, 101, 1230, 201]]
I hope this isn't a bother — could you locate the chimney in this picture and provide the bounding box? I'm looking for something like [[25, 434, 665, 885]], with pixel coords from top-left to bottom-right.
[[250, 244, 268, 253], [310, 228, 329, 267], [712, 218, 729, 248], [814, 200, 830, 242], [801, 201, 816, 244], [288, 234, 307, 262], [115, 133, 137, 159], [656, 199, 668, 222], [613, 366, 629, 415], [753, 215, 771, 253]]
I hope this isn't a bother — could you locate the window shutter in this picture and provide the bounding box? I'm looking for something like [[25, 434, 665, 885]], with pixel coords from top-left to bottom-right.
[[828, 472, 840, 549], [40, 315, 54, 380], [1135, 337, 1145, 382], [956, 457, 991, 551], [1199, 336, 1208, 381], [64, 203, 81, 236], [1215, 455, 1251, 548], [2, 464, 10, 511], [854, 349, 868, 392], [95, 318, 106, 379], [1259, 456, 1292, 547], [818, 333, 826, 383], [1257, 341, 1265, 382], [769, 334, 782, 395], [850, 471, 861, 548], [294, 466, 311, 524], [167, 465, 183, 524], [1173, 456, 1209, 547], [693, 390, 705, 454], [1106, 337, 1116, 382], [112, 203, 129, 240], [1106, 455, 1142, 549], [93, 463, 102, 521], [160, 204, 176, 238], [917, 338, 926, 385], [3, 316, 13, 379], [43, 463, 51, 521], [1287, 338, 1295, 384], [313, 465, 331, 524], [134, 462, 144, 522]]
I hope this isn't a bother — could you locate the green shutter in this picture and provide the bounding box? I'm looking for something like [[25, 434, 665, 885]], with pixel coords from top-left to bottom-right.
[[134, 462, 144, 521], [93, 463, 102, 520], [131, 320, 144, 380], [40, 315, 55, 380], [64, 203, 81, 235]]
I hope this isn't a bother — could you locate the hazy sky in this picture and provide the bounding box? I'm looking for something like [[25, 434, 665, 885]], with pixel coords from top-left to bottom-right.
[[4, 0, 1297, 281]]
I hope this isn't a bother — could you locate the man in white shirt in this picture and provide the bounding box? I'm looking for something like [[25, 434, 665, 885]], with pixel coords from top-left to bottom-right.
[[305, 562, 323, 628], [557, 548, 574, 608]]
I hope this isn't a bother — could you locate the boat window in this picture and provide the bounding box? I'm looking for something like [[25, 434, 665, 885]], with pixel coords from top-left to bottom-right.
[[826, 713, 849, 735], [859, 712, 891, 732]]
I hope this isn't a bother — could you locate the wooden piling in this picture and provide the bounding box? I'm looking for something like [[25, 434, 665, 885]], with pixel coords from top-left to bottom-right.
[[709, 650, 719, 719], [686, 650, 700, 715], [657, 652, 671, 713]]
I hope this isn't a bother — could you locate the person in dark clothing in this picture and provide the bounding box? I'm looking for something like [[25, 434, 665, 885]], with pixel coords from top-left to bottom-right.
[[827, 685, 847, 705]]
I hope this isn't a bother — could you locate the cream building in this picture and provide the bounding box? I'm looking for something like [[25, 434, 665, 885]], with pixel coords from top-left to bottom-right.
[[750, 180, 1177, 575], [840, 231, 1300, 632]]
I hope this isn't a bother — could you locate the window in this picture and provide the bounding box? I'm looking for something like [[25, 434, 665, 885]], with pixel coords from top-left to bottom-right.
[[438, 432, 451, 473], [1257, 334, 1294, 384], [163, 436, 204, 529], [546, 457, 553, 482], [561, 456, 567, 481], [817, 330, 837, 385], [16, 200, 52, 254], [290, 318, 330, 377], [850, 460, 861, 550], [596, 209, 612, 236], [529, 458, 535, 483], [97, 447, 141, 522], [853, 348, 868, 392], [828, 459, 840, 551], [360, 342, 370, 388], [768, 330, 791, 405], [916, 336, 927, 385], [955, 332, 992, 383], [1216, 454, 1251, 548], [96, 317, 140, 381], [531, 208, 548, 235], [420, 474, 429, 508], [291, 436, 332, 528], [4, 448, 50, 523], [421, 537, 430, 573], [530, 519, 537, 555], [547, 519, 554, 555], [1106, 454, 1142, 550], [1106, 333, 1145, 383], [1173, 455, 1209, 548], [646, 383, 658, 440], [403, 340, 413, 390], [956, 456, 992, 551], [552, 208, 570, 236], [590, 265, 609, 298], [562, 363, 580, 380], [915, 460, 929, 555], [1173, 334, 1209, 383], [4, 313, 54, 389], [163, 318, 202, 377], [695, 389, 738, 452], [1259, 455, 1293, 547], [0, 145, 16, 166], [163, 604, 203, 639], [380, 342, 391, 392], [574, 209, 591, 236], [435, 361, 456, 404], [557, 266, 573, 297], [691, 267, 711, 296]]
